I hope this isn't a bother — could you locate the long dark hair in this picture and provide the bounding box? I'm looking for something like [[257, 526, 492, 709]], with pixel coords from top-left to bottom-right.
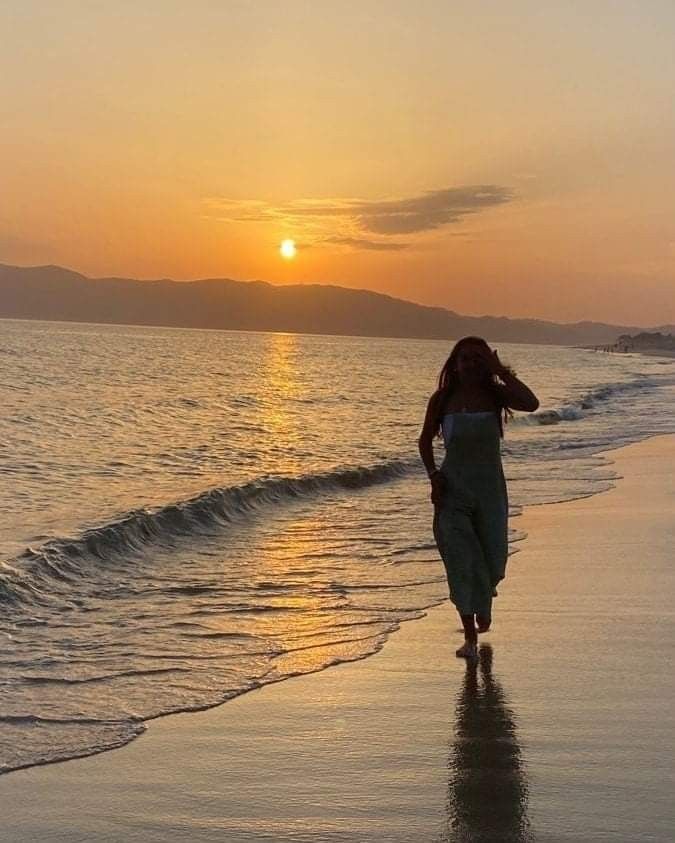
[[435, 336, 513, 437]]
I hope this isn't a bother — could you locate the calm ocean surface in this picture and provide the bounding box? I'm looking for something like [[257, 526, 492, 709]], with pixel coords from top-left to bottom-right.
[[1, 318, 674, 774]]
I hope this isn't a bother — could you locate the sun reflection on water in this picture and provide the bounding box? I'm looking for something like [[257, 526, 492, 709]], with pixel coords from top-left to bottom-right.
[[260, 332, 308, 475]]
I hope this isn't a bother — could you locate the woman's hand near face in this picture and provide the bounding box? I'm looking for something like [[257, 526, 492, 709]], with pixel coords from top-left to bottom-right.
[[486, 349, 540, 412], [475, 345, 508, 378]]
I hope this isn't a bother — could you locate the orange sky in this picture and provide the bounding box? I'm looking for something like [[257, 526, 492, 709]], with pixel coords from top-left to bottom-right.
[[2, 1, 675, 326]]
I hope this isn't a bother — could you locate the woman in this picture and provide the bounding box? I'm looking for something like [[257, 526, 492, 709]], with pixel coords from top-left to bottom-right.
[[418, 337, 539, 659]]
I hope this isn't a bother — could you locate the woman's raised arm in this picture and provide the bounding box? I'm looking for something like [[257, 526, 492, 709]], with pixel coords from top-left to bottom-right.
[[496, 369, 539, 412], [477, 347, 539, 412]]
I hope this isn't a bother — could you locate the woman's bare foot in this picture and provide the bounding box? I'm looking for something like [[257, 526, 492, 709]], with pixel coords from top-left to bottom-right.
[[476, 614, 491, 633], [455, 640, 478, 659]]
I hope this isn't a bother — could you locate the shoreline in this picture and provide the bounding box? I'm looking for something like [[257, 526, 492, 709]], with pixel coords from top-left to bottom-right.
[[576, 343, 675, 360], [2, 434, 674, 841]]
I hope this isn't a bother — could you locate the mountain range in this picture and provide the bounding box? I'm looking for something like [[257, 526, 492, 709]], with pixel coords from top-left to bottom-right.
[[1, 263, 671, 345]]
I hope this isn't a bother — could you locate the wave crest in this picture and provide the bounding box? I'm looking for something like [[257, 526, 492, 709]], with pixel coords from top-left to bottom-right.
[[516, 375, 660, 427], [1, 459, 414, 606]]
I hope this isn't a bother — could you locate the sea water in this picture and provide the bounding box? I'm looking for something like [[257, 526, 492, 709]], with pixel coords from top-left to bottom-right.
[[1, 318, 674, 773]]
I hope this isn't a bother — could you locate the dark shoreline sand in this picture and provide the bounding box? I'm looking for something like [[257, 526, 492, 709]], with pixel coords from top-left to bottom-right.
[[2, 436, 674, 842]]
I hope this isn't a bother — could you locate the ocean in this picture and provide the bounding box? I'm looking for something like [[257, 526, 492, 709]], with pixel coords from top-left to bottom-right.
[[1, 318, 674, 774]]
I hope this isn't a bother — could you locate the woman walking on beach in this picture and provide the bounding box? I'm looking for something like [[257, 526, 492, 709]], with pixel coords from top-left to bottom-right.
[[418, 337, 539, 659]]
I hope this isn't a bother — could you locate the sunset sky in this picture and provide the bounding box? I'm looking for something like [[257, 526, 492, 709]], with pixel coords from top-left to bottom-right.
[[2, 1, 675, 326]]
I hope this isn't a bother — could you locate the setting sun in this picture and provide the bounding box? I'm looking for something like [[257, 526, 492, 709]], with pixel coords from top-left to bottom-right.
[[280, 239, 297, 260]]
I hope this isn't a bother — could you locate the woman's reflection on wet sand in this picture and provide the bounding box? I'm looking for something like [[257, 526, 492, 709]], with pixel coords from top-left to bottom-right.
[[442, 645, 532, 842]]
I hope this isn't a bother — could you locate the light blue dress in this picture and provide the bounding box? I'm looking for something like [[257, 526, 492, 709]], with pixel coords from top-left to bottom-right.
[[432, 412, 508, 616]]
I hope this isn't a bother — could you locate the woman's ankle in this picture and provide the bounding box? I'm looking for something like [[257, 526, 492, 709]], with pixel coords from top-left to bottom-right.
[[460, 613, 477, 642]]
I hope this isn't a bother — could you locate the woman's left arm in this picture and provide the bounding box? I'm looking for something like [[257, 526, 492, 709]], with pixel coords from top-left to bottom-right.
[[482, 348, 540, 412], [496, 369, 539, 412]]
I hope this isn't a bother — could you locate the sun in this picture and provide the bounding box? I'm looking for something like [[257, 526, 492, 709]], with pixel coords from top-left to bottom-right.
[[280, 239, 297, 260]]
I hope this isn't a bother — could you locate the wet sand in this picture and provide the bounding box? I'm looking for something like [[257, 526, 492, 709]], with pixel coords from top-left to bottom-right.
[[2, 435, 674, 842]]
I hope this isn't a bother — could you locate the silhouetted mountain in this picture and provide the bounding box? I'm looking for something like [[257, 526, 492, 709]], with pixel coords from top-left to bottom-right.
[[0, 262, 659, 345]]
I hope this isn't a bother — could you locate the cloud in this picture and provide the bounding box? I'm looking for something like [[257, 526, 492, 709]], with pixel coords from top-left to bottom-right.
[[286, 186, 513, 234], [206, 185, 513, 250], [323, 236, 409, 251]]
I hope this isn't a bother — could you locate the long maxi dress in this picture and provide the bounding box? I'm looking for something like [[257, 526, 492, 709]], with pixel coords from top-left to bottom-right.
[[432, 411, 508, 617]]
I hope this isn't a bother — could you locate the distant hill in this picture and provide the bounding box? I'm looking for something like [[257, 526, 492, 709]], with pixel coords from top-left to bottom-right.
[[0, 262, 667, 345]]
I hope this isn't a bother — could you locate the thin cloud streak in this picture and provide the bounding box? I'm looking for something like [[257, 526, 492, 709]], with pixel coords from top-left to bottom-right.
[[288, 186, 513, 234], [323, 236, 409, 251], [206, 185, 513, 250]]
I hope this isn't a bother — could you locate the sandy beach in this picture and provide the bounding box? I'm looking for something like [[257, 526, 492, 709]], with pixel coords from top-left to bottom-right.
[[2, 435, 674, 842]]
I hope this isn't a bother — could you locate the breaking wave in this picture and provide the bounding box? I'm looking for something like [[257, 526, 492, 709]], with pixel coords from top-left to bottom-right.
[[0, 459, 415, 606], [515, 375, 661, 427]]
